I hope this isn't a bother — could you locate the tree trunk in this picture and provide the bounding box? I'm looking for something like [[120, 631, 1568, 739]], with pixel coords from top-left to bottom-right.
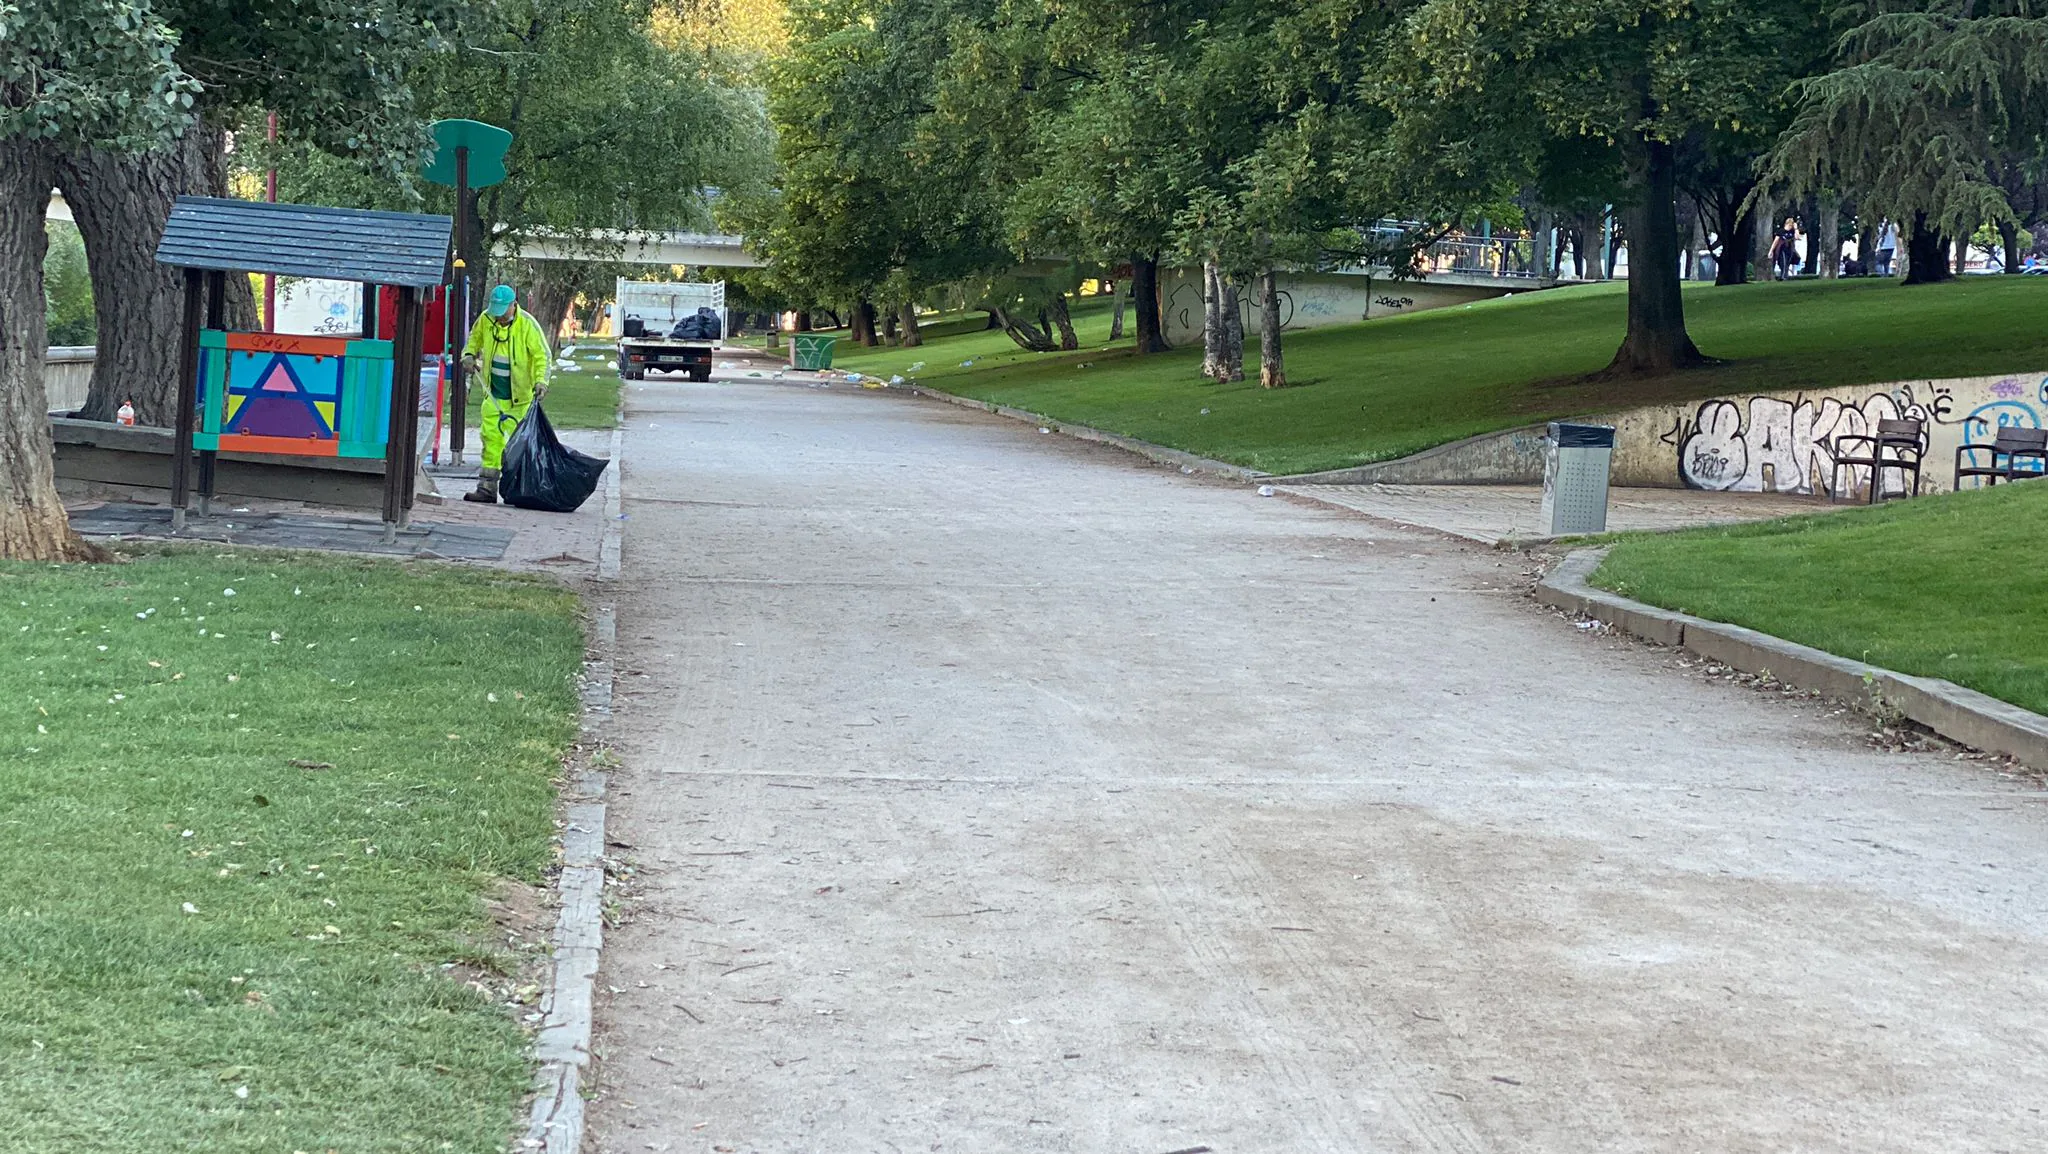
[[1047, 292, 1078, 351], [58, 117, 253, 426], [1713, 194, 1756, 285], [1801, 201, 1821, 276], [2000, 220, 2022, 274], [1532, 210, 1556, 287], [1201, 260, 1223, 379], [1607, 137, 1705, 376], [1904, 214, 1953, 284], [1954, 233, 1971, 276], [1817, 197, 1841, 278], [525, 260, 585, 357], [1130, 254, 1168, 353], [883, 306, 899, 344], [1035, 309, 1053, 342], [1219, 276, 1245, 381], [1109, 287, 1126, 340], [1749, 190, 1777, 283], [855, 300, 879, 346], [1257, 268, 1287, 389], [991, 308, 1056, 352], [984, 309, 1001, 331], [899, 302, 923, 347], [794, 311, 812, 332], [1854, 224, 1877, 276], [1, 138, 104, 562]]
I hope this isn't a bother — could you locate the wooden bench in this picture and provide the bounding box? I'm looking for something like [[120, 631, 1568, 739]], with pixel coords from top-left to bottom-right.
[[1955, 427, 2048, 489], [1828, 417, 1925, 503]]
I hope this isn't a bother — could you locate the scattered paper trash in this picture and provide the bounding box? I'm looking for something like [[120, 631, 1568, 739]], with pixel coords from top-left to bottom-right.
[[1258, 485, 1276, 497], [889, 375, 905, 385], [1200, 407, 1211, 415], [1038, 427, 1051, 434]]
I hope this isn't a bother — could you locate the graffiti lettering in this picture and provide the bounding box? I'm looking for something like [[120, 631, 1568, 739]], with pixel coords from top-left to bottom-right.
[[1676, 392, 1930, 497], [1373, 296, 1416, 310]]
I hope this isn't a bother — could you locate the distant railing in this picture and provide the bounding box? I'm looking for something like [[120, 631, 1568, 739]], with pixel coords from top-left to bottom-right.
[[1356, 224, 1566, 281], [46, 346, 93, 413]]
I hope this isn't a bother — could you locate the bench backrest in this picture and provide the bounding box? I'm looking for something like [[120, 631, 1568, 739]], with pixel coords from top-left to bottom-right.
[[1877, 418, 1923, 444], [1993, 427, 2048, 452]]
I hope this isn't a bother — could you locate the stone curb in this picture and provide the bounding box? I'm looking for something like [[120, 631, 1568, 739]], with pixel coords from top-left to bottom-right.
[[906, 385, 1267, 481], [521, 419, 623, 1153], [1537, 548, 2048, 769]]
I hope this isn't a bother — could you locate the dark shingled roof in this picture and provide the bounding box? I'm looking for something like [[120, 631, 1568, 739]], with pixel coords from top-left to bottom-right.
[[154, 196, 452, 288]]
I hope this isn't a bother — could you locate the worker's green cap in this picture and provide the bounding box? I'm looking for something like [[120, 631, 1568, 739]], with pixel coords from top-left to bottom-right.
[[488, 284, 516, 318]]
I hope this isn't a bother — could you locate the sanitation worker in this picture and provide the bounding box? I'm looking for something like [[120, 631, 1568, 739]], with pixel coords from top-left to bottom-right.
[[459, 284, 550, 503]]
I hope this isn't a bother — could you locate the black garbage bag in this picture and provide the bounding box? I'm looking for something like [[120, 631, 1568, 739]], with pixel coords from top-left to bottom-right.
[[500, 403, 608, 513]]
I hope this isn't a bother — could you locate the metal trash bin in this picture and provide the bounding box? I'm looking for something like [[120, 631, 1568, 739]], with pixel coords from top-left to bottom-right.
[[1539, 421, 1615, 535], [791, 334, 839, 371]]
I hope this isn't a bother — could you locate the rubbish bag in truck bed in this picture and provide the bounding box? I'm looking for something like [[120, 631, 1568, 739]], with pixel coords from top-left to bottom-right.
[[668, 306, 723, 341], [500, 403, 608, 513]]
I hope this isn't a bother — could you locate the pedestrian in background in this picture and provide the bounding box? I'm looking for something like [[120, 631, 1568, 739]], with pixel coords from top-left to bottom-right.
[[1875, 220, 1899, 277], [1771, 217, 1801, 280]]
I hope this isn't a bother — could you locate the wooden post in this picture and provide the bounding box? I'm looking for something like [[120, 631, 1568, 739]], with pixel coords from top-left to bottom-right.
[[380, 285, 406, 535], [392, 287, 426, 525], [447, 146, 471, 466], [199, 270, 224, 513], [170, 269, 203, 532]]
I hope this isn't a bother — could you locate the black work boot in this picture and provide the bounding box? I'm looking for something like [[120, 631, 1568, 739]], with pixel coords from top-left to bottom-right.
[[463, 467, 500, 504]]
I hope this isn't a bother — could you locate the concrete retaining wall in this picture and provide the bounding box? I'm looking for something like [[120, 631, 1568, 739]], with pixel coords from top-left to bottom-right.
[[51, 416, 392, 509], [1614, 372, 2048, 496], [1279, 370, 2048, 496], [1156, 268, 1525, 348], [46, 346, 93, 413]]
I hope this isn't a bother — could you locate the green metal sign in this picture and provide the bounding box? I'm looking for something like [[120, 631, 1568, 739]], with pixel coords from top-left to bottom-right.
[[421, 119, 512, 189]]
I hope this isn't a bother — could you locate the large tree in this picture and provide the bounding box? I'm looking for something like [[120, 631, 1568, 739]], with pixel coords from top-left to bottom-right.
[[57, 0, 463, 425], [2, 0, 197, 560], [1382, 0, 1827, 375], [260, 0, 761, 347], [1765, 0, 2048, 285]]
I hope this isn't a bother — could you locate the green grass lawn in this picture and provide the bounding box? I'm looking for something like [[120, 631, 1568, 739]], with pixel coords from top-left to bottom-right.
[[1, 548, 583, 1152], [848, 277, 2048, 475], [464, 345, 621, 430], [1590, 482, 2048, 716]]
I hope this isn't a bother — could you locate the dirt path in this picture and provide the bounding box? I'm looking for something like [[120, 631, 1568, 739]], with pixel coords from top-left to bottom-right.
[[591, 377, 2048, 1153]]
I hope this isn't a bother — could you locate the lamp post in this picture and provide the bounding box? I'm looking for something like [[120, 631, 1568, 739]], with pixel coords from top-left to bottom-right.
[[421, 119, 513, 467]]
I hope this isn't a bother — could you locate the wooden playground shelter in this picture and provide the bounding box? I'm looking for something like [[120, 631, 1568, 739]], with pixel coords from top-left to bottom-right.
[[152, 196, 453, 537]]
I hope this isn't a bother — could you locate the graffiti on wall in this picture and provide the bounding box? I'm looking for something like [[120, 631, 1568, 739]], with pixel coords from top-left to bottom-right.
[[1666, 376, 2048, 496]]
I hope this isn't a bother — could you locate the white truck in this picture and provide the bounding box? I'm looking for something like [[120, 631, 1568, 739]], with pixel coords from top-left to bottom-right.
[[615, 278, 726, 382]]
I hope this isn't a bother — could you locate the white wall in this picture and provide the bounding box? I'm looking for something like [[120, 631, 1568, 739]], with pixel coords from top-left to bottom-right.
[[1155, 268, 1523, 347]]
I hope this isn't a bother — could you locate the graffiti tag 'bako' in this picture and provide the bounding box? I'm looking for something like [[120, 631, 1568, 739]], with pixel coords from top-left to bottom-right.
[[1669, 377, 2048, 497]]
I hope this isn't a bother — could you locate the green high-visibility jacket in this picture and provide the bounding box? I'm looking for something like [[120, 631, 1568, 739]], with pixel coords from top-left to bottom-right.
[[462, 308, 550, 406]]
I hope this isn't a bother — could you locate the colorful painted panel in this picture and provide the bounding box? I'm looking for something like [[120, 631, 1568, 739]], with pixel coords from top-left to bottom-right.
[[194, 331, 393, 458]]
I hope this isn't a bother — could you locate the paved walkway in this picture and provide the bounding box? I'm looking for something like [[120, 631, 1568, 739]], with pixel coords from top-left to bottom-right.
[[593, 377, 2048, 1153], [1282, 483, 1831, 545]]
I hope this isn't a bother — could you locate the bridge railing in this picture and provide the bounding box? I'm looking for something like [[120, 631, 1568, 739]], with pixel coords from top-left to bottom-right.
[[1355, 224, 1566, 281]]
